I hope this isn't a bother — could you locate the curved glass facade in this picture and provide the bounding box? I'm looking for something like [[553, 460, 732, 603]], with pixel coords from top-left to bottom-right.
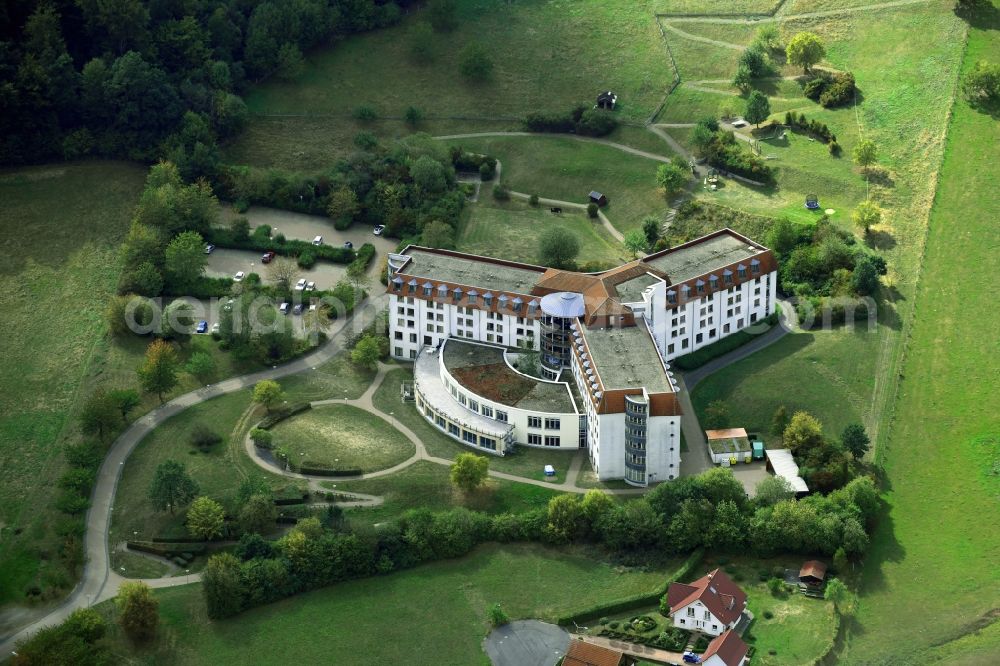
[[623, 395, 649, 486]]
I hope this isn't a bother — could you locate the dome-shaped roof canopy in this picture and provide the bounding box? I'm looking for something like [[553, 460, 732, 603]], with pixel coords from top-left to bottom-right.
[[540, 291, 586, 318]]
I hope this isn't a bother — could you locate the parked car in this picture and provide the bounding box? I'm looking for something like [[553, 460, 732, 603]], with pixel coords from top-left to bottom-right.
[[373, 225, 385, 236], [309, 303, 318, 313], [204, 243, 215, 254], [343, 241, 353, 249], [292, 304, 303, 315], [261, 250, 276, 263], [233, 271, 245, 282], [196, 320, 208, 334], [305, 281, 316, 291], [211, 322, 220, 334], [294, 278, 307, 291], [682, 651, 701, 664], [279, 302, 290, 315], [544, 465, 556, 477], [312, 235, 323, 245], [223, 298, 234, 311]]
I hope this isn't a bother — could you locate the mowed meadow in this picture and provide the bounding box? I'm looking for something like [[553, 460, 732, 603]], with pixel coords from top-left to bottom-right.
[[0, 162, 145, 605]]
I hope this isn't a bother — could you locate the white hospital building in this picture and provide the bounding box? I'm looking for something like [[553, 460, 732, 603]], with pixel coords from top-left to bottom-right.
[[386, 229, 778, 486]]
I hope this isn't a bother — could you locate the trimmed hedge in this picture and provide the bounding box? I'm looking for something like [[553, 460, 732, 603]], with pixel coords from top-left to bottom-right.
[[555, 549, 704, 626], [672, 312, 779, 371], [257, 402, 312, 429], [203, 227, 355, 264], [523, 105, 618, 137], [295, 465, 364, 477], [127, 540, 207, 557]]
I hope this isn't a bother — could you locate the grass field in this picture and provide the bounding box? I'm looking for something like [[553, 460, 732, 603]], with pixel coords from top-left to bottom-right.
[[456, 199, 627, 266], [842, 6, 1000, 662], [245, 1, 673, 123], [329, 460, 560, 525], [454, 135, 670, 235], [0, 161, 146, 606], [270, 404, 415, 472], [107, 390, 285, 546], [107, 542, 678, 665], [372, 369, 577, 482]]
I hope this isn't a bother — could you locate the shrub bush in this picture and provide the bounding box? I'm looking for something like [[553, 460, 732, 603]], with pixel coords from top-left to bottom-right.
[[529, 193, 539, 206], [523, 104, 617, 137], [802, 70, 856, 108], [493, 184, 510, 201], [353, 105, 377, 121], [297, 250, 316, 269], [587, 203, 598, 218], [763, 610, 774, 619], [250, 428, 273, 448], [191, 424, 222, 450]]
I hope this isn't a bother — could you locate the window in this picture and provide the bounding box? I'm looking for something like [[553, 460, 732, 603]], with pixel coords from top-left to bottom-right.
[[704, 611, 710, 621], [395, 346, 403, 356], [435, 415, 445, 428], [528, 434, 542, 446], [448, 423, 460, 436], [528, 416, 542, 428], [667, 343, 675, 355], [459, 394, 467, 406], [687, 608, 695, 618], [496, 410, 508, 423], [394, 331, 403, 340], [424, 335, 432, 345], [480, 437, 496, 451], [682, 339, 689, 349], [545, 418, 561, 430], [469, 400, 479, 412], [544, 436, 561, 447], [409, 333, 417, 343], [482, 406, 493, 418]]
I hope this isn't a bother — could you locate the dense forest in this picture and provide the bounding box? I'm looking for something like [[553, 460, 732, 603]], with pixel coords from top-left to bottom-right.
[[0, 0, 409, 165]]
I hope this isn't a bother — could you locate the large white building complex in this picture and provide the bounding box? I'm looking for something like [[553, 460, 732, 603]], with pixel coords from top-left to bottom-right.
[[386, 228, 778, 486]]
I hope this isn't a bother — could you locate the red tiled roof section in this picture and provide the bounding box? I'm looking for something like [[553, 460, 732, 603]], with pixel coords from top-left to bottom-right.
[[667, 568, 747, 625], [563, 639, 625, 666], [799, 560, 827, 580], [702, 629, 748, 666]]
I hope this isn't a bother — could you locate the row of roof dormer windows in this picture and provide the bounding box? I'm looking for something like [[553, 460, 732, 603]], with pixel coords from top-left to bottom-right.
[[665, 259, 762, 303], [391, 277, 540, 314]]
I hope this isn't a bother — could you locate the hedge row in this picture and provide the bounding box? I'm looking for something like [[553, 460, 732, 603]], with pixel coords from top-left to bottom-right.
[[295, 465, 364, 477], [161, 275, 234, 299], [203, 227, 355, 264], [555, 549, 704, 626], [450, 148, 497, 179], [672, 312, 779, 371], [127, 540, 207, 557], [257, 402, 312, 429], [524, 105, 618, 137]]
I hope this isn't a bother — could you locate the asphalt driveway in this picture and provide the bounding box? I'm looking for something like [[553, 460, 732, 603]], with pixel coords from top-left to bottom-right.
[[484, 620, 569, 666]]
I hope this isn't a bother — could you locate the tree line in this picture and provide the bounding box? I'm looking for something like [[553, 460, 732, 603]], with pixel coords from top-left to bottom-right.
[[0, 0, 407, 165]]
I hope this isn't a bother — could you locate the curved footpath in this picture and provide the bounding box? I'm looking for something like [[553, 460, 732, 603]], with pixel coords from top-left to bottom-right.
[[0, 297, 387, 654]]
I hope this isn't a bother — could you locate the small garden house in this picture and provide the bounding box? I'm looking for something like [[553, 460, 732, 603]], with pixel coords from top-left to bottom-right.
[[589, 191, 609, 206], [799, 560, 828, 595], [706, 428, 752, 465], [596, 91, 618, 110]]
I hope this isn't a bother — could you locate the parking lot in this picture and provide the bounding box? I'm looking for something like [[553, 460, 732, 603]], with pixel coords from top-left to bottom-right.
[[204, 247, 349, 291]]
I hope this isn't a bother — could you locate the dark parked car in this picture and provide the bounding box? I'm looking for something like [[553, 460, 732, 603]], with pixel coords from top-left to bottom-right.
[[262, 251, 276, 263], [196, 320, 208, 334]]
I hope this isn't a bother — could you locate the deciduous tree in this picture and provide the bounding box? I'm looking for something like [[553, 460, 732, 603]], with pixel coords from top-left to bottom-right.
[[137, 339, 180, 402], [656, 161, 689, 197], [852, 138, 878, 174], [110, 388, 141, 422], [450, 452, 489, 493], [786, 32, 826, 73], [239, 493, 278, 535], [783, 411, 824, 455], [252, 380, 284, 413], [841, 423, 871, 460], [116, 581, 158, 642], [546, 494, 583, 542], [624, 230, 647, 259], [80, 390, 119, 441], [745, 90, 771, 127], [351, 334, 382, 370], [149, 459, 199, 514], [538, 227, 580, 269], [202, 553, 245, 619], [187, 496, 226, 541], [459, 42, 493, 81]]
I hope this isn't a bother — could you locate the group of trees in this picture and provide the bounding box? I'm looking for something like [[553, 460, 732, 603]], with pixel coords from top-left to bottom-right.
[[0, 0, 403, 165], [689, 118, 774, 183], [767, 215, 887, 306], [201, 463, 880, 619]]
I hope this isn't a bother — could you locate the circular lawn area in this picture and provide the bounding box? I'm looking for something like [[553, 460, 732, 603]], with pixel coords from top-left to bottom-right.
[[269, 404, 415, 473]]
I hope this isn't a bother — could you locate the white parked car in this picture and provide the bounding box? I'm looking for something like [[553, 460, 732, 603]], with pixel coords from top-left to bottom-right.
[[312, 235, 323, 246], [305, 281, 316, 291], [211, 322, 220, 334], [373, 225, 386, 236], [278, 302, 290, 315], [204, 243, 215, 254], [223, 298, 234, 311], [233, 271, 245, 282], [294, 278, 307, 291]]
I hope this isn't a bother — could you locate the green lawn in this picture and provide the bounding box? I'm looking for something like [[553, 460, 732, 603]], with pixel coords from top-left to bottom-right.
[[108, 390, 286, 547], [0, 161, 146, 606], [457, 199, 627, 267], [843, 7, 1000, 662], [245, 1, 672, 124], [372, 369, 576, 482], [280, 353, 377, 403], [453, 135, 671, 235], [328, 460, 560, 525], [108, 542, 678, 665], [270, 404, 415, 472]]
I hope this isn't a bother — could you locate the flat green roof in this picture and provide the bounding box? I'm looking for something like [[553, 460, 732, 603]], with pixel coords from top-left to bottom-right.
[[400, 248, 543, 295], [581, 325, 672, 393], [644, 233, 760, 283], [615, 273, 662, 303], [443, 340, 577, 414]]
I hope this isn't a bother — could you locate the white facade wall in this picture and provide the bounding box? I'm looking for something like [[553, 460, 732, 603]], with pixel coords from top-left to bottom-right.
[[646, 270, 778, 361], [672, 600, 734, 636], [389, 293, 541, 360], [646, 414, 682, 483], [438, 358, 579, 451]]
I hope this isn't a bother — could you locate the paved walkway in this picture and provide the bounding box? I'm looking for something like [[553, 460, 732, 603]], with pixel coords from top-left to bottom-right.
[[571, 634, 685, 665], [434, 131, 677, 165], [0, 296, 388, 655]]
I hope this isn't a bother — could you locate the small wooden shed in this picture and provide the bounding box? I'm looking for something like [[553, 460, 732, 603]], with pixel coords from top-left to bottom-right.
[[589, 191, 609, 206], [799, 560, 828, 589]]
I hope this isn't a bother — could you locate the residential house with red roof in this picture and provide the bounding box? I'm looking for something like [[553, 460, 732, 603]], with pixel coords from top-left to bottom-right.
[[701, 629, 749, 666], [666, 568, 748, 637]]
